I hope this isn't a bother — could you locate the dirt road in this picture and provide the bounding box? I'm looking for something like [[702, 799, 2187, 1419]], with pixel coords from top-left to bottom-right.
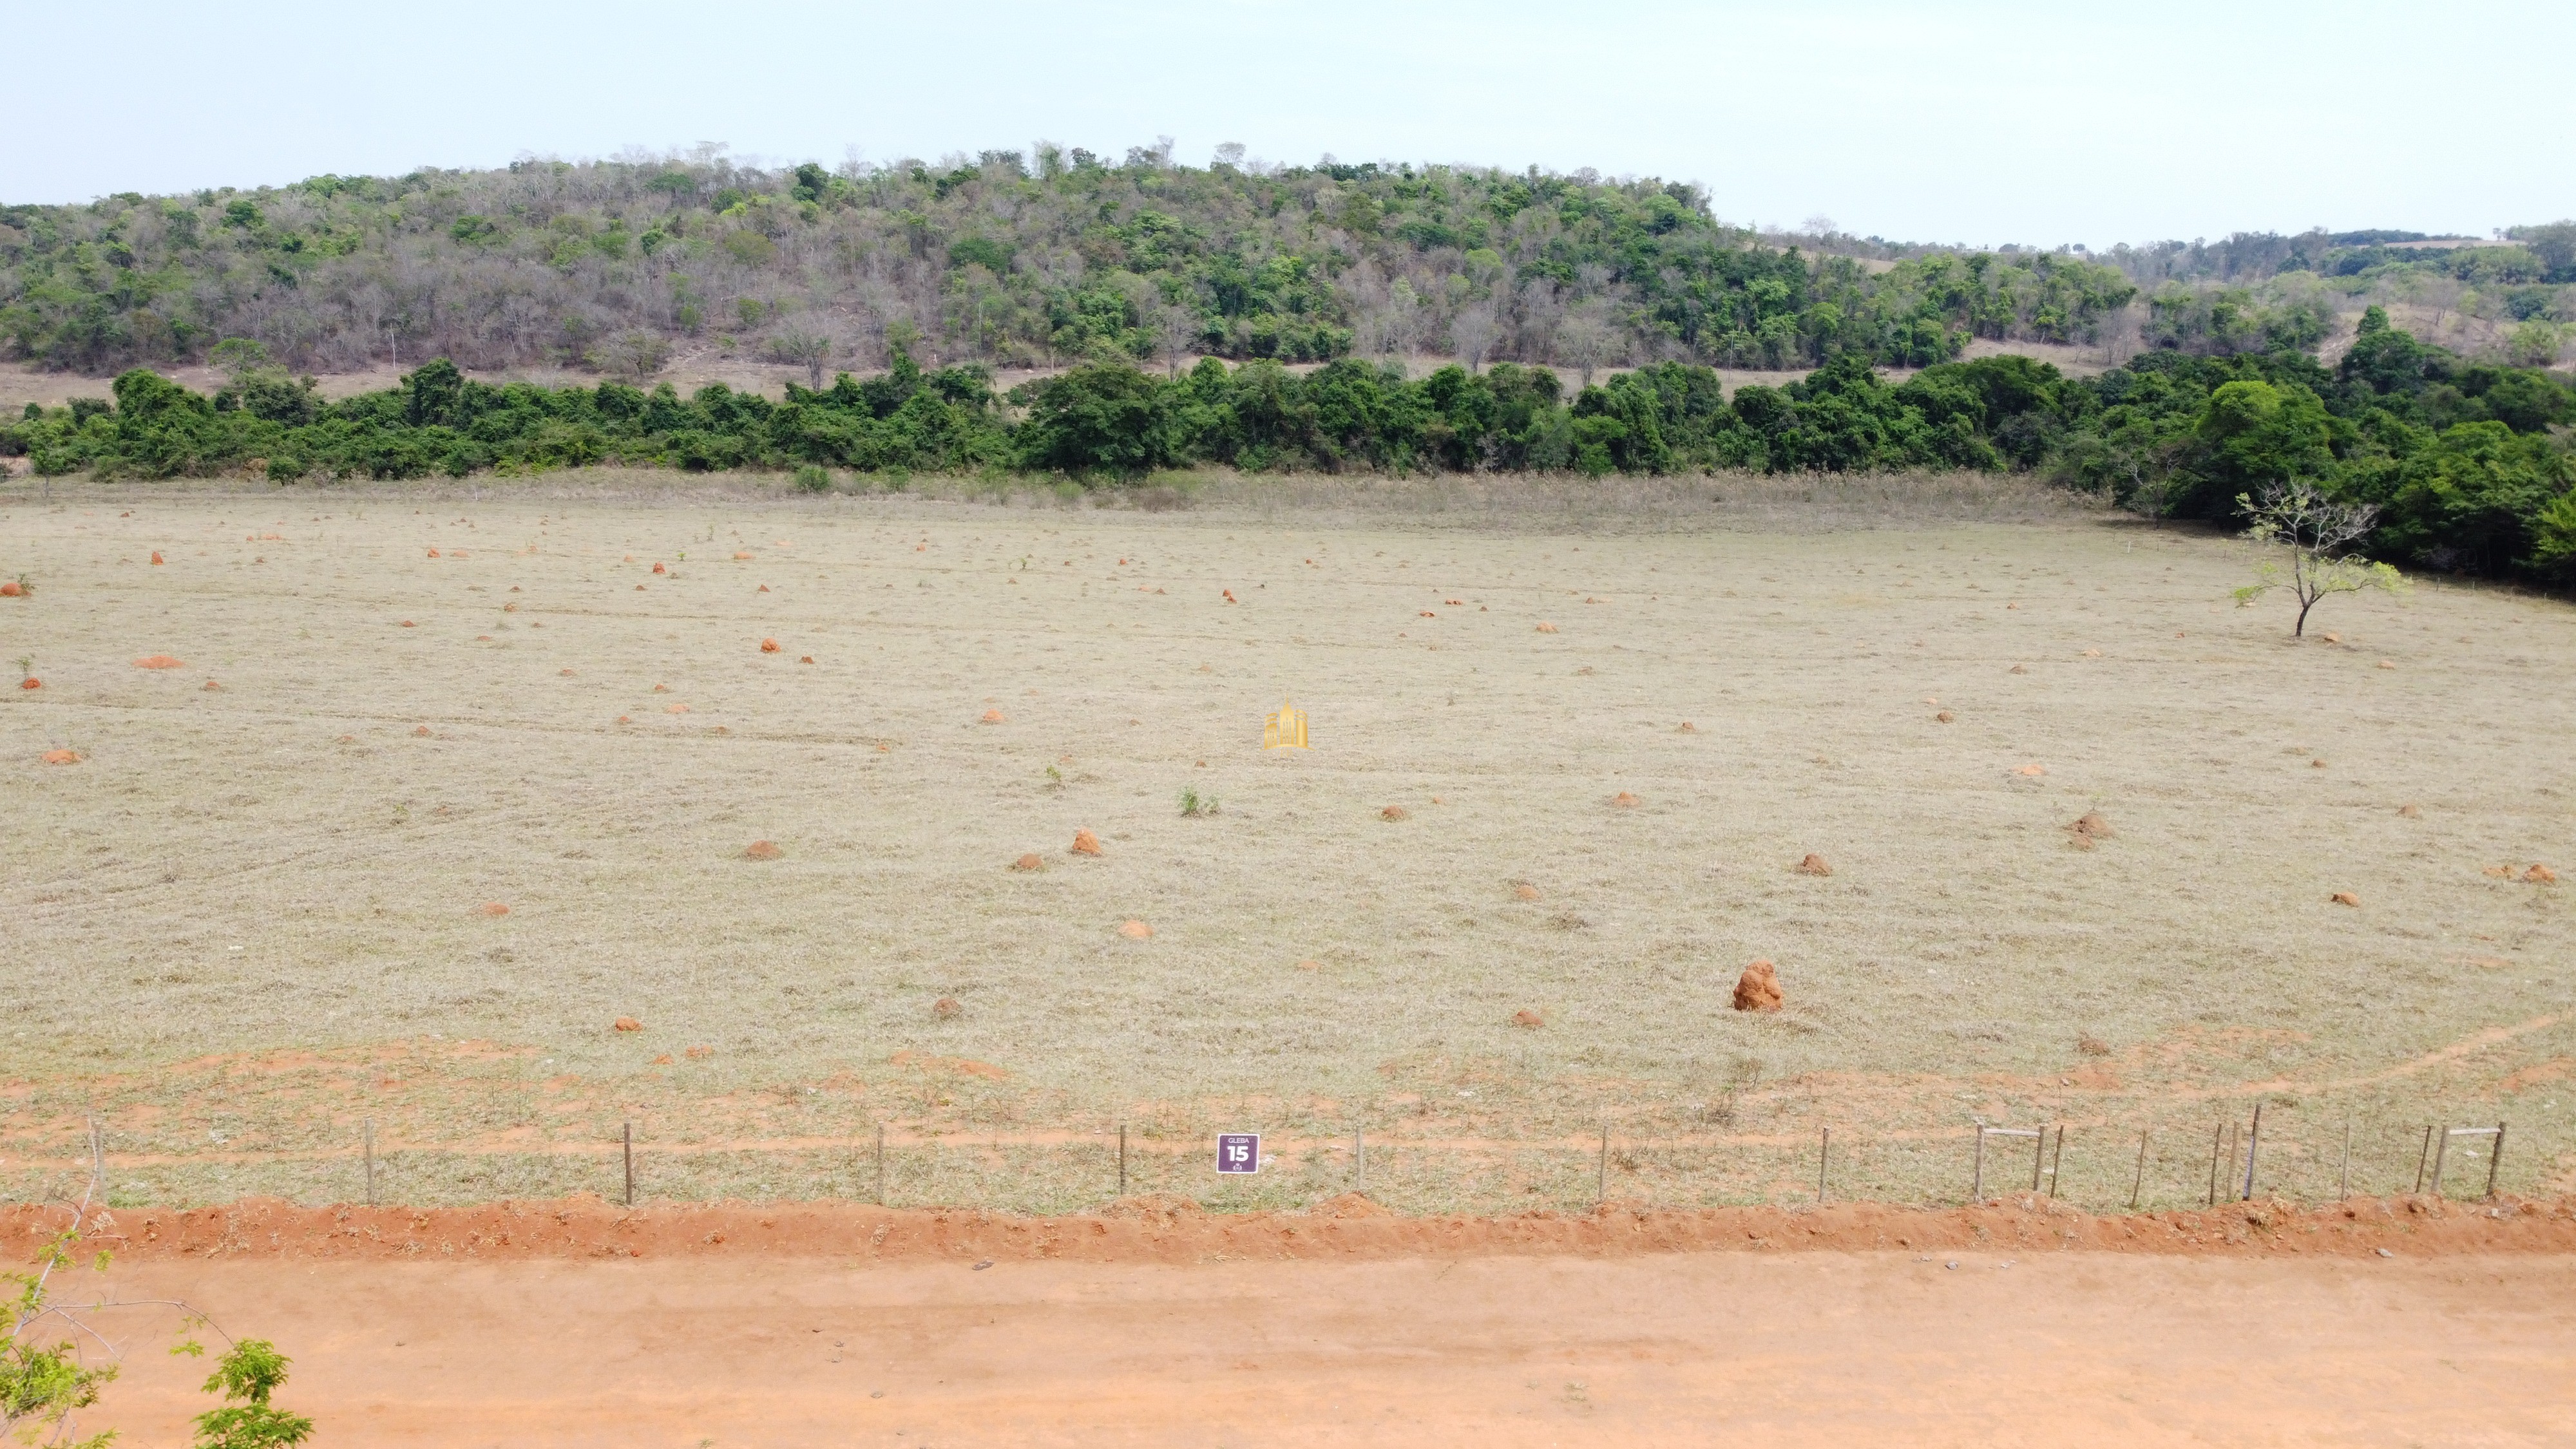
[[66, 1238, 2576, 1446]]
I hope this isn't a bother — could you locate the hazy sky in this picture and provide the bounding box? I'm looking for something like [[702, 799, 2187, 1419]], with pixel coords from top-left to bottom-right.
[[8, 0, 2566, 246]]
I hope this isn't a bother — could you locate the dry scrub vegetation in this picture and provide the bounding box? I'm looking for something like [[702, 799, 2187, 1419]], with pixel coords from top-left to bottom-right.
[[1, 473, 2570, 1214]]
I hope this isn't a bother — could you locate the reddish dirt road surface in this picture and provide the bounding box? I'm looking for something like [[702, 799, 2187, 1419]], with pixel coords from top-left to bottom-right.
[[33, 1196, 2576, 1446]]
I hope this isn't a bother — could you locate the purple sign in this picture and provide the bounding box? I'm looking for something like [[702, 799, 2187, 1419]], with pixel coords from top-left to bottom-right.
[[1216, 1132, 1261, 1174]]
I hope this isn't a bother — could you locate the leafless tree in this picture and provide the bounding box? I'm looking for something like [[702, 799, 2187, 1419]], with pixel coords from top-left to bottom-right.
[[769, 327, 834, 388], [1556, 301, 1614, 386], [1151, 305, 1198, 375], [1452, 303, 1500, 373]]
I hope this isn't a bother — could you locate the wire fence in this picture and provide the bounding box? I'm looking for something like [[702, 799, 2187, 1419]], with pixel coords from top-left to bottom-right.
[[3, 1108, 2524, 1217]]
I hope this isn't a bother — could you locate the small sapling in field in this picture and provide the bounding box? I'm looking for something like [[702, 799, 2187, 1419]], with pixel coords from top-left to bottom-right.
[[1178, 784, 1219, 817], [2232, 480, 2405, 637]]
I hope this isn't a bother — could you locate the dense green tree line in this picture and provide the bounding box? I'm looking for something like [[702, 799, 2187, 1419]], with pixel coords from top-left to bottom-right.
[[8, 309, 2569, 585]]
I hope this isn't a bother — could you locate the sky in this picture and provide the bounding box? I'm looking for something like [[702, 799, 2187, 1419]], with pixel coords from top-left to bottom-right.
[[7, 0, 2568, 247]]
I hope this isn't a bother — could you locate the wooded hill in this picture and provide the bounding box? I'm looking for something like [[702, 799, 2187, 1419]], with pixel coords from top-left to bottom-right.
[[2, 149, 2144, 380]]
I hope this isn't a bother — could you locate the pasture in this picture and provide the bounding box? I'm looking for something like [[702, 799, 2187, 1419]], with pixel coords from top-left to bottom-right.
[[2, 475, 2568, 1212]]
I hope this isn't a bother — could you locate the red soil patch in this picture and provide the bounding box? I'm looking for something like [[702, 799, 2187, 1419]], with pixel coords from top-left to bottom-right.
[[1070, 829, 1102, 855], [980, 709, 1005, 723], [1935, 710, 1954, 723], [759, 638, 779, 652], [2529, 865, 2558, 883], [1511, 1009, 1544, 1028], [1534, 622, 1558, 633], [665, 704, 689, 714], [733, 551, 754, 560], [18, 678, 37, 690], [414, 725, 432, 736], [798, 656, 814, 665], [0, 580, 20, 597], [1296, 959, 1322, 971], [1795, 853, 1832, 876], [149, 552, 164, 565], [1612, 791, 1640, 808], [475, 902, 511, 917], [2399, 804, 2422, 817], [932, 997, 962, 1019], [2068, 812, 2114, 842], [1512, 883, 1541, 901], [2015, 762, 2046, 776], [1118, 920, 1154, 940], [1010, 853, 1043, 871], [1677, 721, 1696, 733], [742, 840, 782, 860], [1222, 589, 1237, 603], [131, 654, 184, 669], [1380, 805, 1409, 821], [613, 1018, 642, 1032], [41, 749, 81, 765], [1733, 959, 1784, 1012], [2331, 892, 2361, 907], [651, 563, 667, 574], [42, 1194, 2574, 1266]]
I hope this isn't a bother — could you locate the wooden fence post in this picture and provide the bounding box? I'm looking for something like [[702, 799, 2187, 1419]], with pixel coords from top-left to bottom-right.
[[1972, 1126, 1987, 1204], [2242, 1102, 2264, 1201], [2486, 1122, 2506, 1200], [2208, 1122, 2225, 1207], [2047, 1126, 2065, 1200], [2129, 1131, 2148, 1210], [2430, 1125, 2452, 1198], [1817, 1127, 1830, 1204], [2414, 1124, 2433, 1194]]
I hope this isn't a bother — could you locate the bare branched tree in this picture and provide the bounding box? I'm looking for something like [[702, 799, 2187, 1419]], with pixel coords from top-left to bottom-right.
[[1452, 304, 1500, 374], [769, 327, 835, 389], [2232, 480, 2407, 636]]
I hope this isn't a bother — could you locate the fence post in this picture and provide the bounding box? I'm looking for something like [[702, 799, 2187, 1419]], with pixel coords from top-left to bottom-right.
[[2486, 1122, 2506, 1200], [622, 1121, 634, 1208], [2030, 1127, 2046, 1194], [1354, 1130, 1364, 1195], [1972, 1126, 1987, 1203], [2414, 1124, 2433, 1194], [2129, 1131, 2148, 1210], [2207, 1123, 2224, 1207], [1817, 1128, 1830, 1204], [2242, 1103, 2264, 1201], [364, 1118, 376, 1207], [2430, 1125, 2451, 1198], [1117, 1124, 1127, 1198]]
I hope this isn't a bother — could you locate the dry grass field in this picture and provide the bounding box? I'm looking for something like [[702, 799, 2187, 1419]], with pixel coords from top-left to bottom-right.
[[2, 472, 2570, 1215]]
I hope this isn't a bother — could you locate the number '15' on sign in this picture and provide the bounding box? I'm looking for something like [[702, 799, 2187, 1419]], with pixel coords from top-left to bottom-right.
[[1216, 1133, 1261, 1174]]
